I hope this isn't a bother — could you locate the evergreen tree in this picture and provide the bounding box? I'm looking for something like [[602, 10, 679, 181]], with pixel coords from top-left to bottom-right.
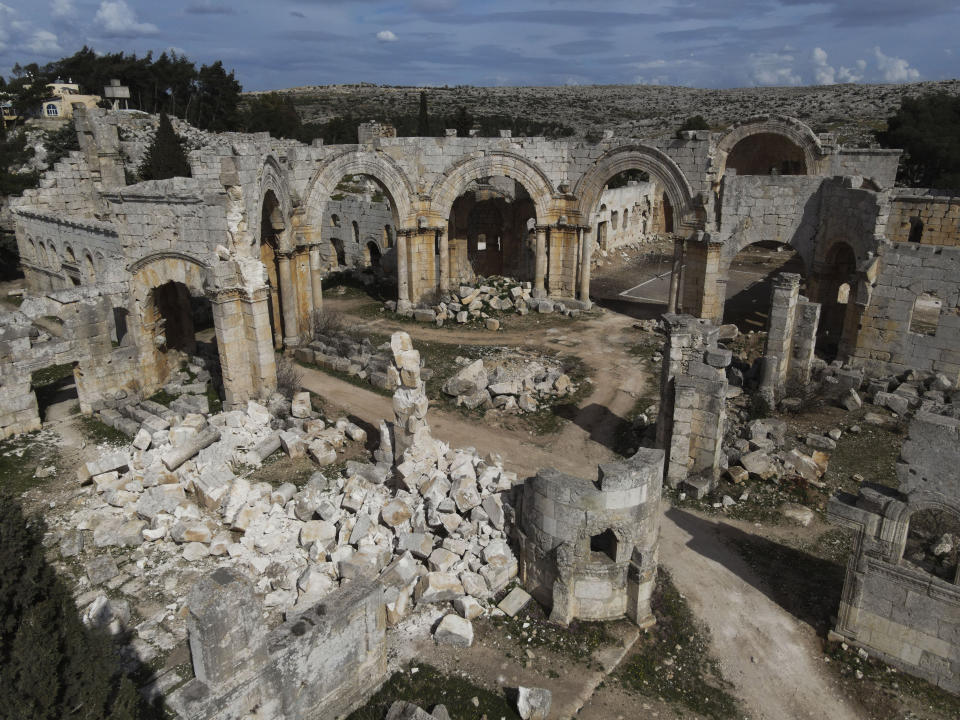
[[451, 105, 473, 137], [138, 112, 191, 181], [417, 91, 430, 137], [244, 92, 302, 140], [0, 493, 154, 719], [877, 92, 960, 191]]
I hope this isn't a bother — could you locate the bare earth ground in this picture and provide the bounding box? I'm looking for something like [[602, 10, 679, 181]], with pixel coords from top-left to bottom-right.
[[300, 279, 868, 719]]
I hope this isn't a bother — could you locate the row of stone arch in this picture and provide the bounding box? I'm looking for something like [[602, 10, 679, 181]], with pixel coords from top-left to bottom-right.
[[23, 235, 103, 284]]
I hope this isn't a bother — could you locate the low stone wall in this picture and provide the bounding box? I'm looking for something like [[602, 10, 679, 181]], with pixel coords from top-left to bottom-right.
[[168, 571, 386, 720], [828, 413, 960, 693]]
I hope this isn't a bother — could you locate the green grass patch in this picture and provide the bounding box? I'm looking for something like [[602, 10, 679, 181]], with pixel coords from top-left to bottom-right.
[[31, 363, 74, 388], [0, 431, 60, 495], [616, 569, 740, 720], [5, 294, 24, 307], [78, 415, 129, 445], [206, 383, 223, 414], [486, 593, 618, 666], [824, 412, 905, 493], [346, 663, 520, 720], [297, 360, 394, 398], [147, 389, 177, 407]]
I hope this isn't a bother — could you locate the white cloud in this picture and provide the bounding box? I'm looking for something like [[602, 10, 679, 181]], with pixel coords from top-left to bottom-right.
[[749, 52, 801, 86], [376, 30, 398, 43], [836, 60, 865, 83], [28, 29, 61, 54], [874, 47, 920, 82], [94, 0, 158, 37], [812, 46, 835, 85], [50, 0, 74, 19]]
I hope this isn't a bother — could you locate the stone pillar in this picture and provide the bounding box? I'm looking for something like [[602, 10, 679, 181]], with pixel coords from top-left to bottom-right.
[[388, 331, 430, 462], [186, 568, 269, 686], [277, 253, 299, 347], [533, 227, 547, 298], [666, 238, 683, 314], [309, 246, 324, 316], [680, 237, 724, 322], [763, 273, 801, 400], [296, 248, 314, 334], [438, 229, 450, 297], [579, 227, 593, 305], [396, 230, 410, 311], [789, 300, 821, 389]]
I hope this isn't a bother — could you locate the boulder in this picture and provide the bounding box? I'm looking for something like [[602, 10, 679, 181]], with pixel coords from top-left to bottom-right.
[[415, 572, 464, 603], [516, 687, 552, 720], [434, 614, 474, 648], [443, 359, 488, 397]]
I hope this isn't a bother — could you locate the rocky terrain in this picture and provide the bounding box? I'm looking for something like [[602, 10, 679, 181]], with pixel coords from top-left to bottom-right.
[[248, 79, 960, 146]]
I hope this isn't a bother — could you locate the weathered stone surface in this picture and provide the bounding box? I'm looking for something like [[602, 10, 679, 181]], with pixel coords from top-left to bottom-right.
[[516, 687, 552, 720], [497, 586, 532, 617], [415, 572, 464, 603], [434, 614, 474, 648], [86, 554, 119, 585], [443, 359, 487, 397]]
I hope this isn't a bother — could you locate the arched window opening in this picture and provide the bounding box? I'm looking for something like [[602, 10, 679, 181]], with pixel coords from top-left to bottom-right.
[[910, 293, 942, 336], [908, 217, 924, 244], [331, 238, 345, 267], [590, 529, 618, 563], [902, 508, 960, 583], [384, 225, 393, 248], [46, 104, 59, 117], [725, 132, 807, 175], [611, 210, 619, 231], [836, 282, 850, 305], [352, 220, 360, 244], [331, 213, 340, 228], [367, 241, 382, 268]]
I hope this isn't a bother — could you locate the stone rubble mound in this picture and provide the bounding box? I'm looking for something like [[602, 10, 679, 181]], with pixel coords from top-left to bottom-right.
[[55, 331, 521, 669], [385, 276, 589, 327], [442, 351, 575, 414]]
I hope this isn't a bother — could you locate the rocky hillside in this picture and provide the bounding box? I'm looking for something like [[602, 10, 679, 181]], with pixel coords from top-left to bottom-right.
[[248, 79, 960, 147]]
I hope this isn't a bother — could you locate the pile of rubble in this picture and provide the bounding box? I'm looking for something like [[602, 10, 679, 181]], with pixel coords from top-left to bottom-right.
[[51, 331, 522, 673], [386, 277, 588, 328], [294, 330, 434, 393], [385, 685, 551, 720], [442, 351, 575, 413]]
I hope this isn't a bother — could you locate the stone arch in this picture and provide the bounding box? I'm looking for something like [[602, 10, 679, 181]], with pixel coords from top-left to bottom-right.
[[714, 115, 825, 179], [574, 144, 698, 232], [255, 156, 293, 251], [889, 494, 960, 581], [64, 245, 77, 264], [429, 151, 556, 225], [83, 251, 96, 282], [303, 149, 416, 234], [25, 236, 36, 262]]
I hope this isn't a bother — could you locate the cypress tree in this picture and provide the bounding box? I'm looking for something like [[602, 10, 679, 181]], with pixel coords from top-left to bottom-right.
[[138, 112, 191, 181], [417, 91, 430, 137]]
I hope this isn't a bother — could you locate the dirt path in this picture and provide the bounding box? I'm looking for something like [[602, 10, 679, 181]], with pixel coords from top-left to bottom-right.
[[300, 301, 867, 720]]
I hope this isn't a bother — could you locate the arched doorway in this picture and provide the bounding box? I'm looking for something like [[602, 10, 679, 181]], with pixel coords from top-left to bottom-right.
[[815, 242, 857, 358], [365, 241, 382, 269], [260, 190, 287, 349], [722, 240, 805, 332], [447, 176, 537, 283]]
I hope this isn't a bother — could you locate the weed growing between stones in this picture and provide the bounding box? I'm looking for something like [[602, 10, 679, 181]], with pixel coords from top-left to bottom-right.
[[0, 430, 60, 495], [616, 569, 740, 720], [346, 663, 520, 720], [78, 415, 130, 446]]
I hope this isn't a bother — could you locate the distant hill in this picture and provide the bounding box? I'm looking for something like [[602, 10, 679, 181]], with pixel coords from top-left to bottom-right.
[[245, 79, 960, 147]]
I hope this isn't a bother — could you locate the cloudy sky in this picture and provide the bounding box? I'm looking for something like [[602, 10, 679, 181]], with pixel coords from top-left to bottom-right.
[[0, 0, 956, 90]]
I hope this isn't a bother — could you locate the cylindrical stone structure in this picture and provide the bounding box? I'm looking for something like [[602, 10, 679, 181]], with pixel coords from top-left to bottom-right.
[[578, 227, 592, 304], [533, 227, 547, 297], [516, 448, 665, 627], [396, 231, 410, 308], [309, 246, 324, 317], [438, 229, 449, 297], [277, 253, 299, 347]]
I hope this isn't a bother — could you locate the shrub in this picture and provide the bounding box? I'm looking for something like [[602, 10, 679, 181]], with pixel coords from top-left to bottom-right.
[[276, 355, 303, 399]]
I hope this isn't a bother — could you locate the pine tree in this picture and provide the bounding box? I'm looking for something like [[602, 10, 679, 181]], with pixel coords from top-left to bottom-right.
[[138, 112, 191, 181], [452, 106, 473, 138], [417, 91, 430, 137]]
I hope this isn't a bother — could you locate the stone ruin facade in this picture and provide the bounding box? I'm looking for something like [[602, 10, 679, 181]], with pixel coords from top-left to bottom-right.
[[828, 412, 960, 693], [514, 448, 665, 626], [6, 109, 959, 436]]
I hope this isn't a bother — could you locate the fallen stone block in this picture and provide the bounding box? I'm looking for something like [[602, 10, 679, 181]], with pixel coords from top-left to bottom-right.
[[415, 572, 464, 603], [161, 427, 221, 471], [516, 687, 552, 720], [434, 614, 473, 648], [85, 555, 119, 585], [497, 586, 532, 617]]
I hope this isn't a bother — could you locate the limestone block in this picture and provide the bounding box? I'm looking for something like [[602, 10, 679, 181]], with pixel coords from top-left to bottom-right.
[[415, 572, 464, 603], [434, 614, 473, 648], [498, 586, 532, 617], [291, 391, 312, 418]]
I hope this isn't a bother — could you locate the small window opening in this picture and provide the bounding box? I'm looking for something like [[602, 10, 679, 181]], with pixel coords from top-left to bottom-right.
[[908, 217, 924, 244], [590, 529, 618, 563]]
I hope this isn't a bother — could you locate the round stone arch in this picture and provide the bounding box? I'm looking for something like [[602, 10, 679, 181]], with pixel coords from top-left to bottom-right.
[[429, 151, 557, 226], [714, 115, 826, 178], [302, 150, 417, 236], [255, 156, 294, 252], [887, 493, 960, 568], [573, 144, 698, 232]]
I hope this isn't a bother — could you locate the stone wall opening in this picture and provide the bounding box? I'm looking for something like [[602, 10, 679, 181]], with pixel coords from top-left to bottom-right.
[[902, 507, 960, 583], [321, 174, 397, 274], [447, 175, 537, 284], [365, 241, 382, 268], [31, 362, 78, 422], [722, 241, 805, 332], [725, 132, 807, 176], [909, 292, 942, 336], [260, 190, 287, 349], [815, 241, 857, 359], [590, 529, 618, 563]]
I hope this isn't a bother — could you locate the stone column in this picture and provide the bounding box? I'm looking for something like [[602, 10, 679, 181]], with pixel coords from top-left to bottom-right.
[[277, 253, 299, 347], [578, 227, 593, 305], [533, 227, 547, 298], [666, 238, 683, 314], [396, 231, 410, 311], [438, 229, 449, 298], [309, 246, 324, 316], [762, 272, 801, 401]]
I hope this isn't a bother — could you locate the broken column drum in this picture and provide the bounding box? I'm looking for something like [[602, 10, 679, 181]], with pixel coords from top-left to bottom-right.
[[515, 448, 665, 626]]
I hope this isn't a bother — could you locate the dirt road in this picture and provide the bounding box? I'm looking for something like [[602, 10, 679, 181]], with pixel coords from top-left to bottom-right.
[[300, 301, 868, 720]]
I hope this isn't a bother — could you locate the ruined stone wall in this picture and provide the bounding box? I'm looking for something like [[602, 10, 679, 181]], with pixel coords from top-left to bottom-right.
[[168, 570, 386, 720], [828, 149, 902, 189], [515, 449, 664, 626], [829, 413, 960, 694], [760, 273, 821, 403], [591, 182, 660, 249], [322, 195, 396, 270], [851, 243, 960, 382], [885, 192, 960, 247]]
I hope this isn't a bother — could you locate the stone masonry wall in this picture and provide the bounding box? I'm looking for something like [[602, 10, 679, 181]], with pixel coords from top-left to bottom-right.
[[885, 192, 960, 247], [851, 243, 960, 382]]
